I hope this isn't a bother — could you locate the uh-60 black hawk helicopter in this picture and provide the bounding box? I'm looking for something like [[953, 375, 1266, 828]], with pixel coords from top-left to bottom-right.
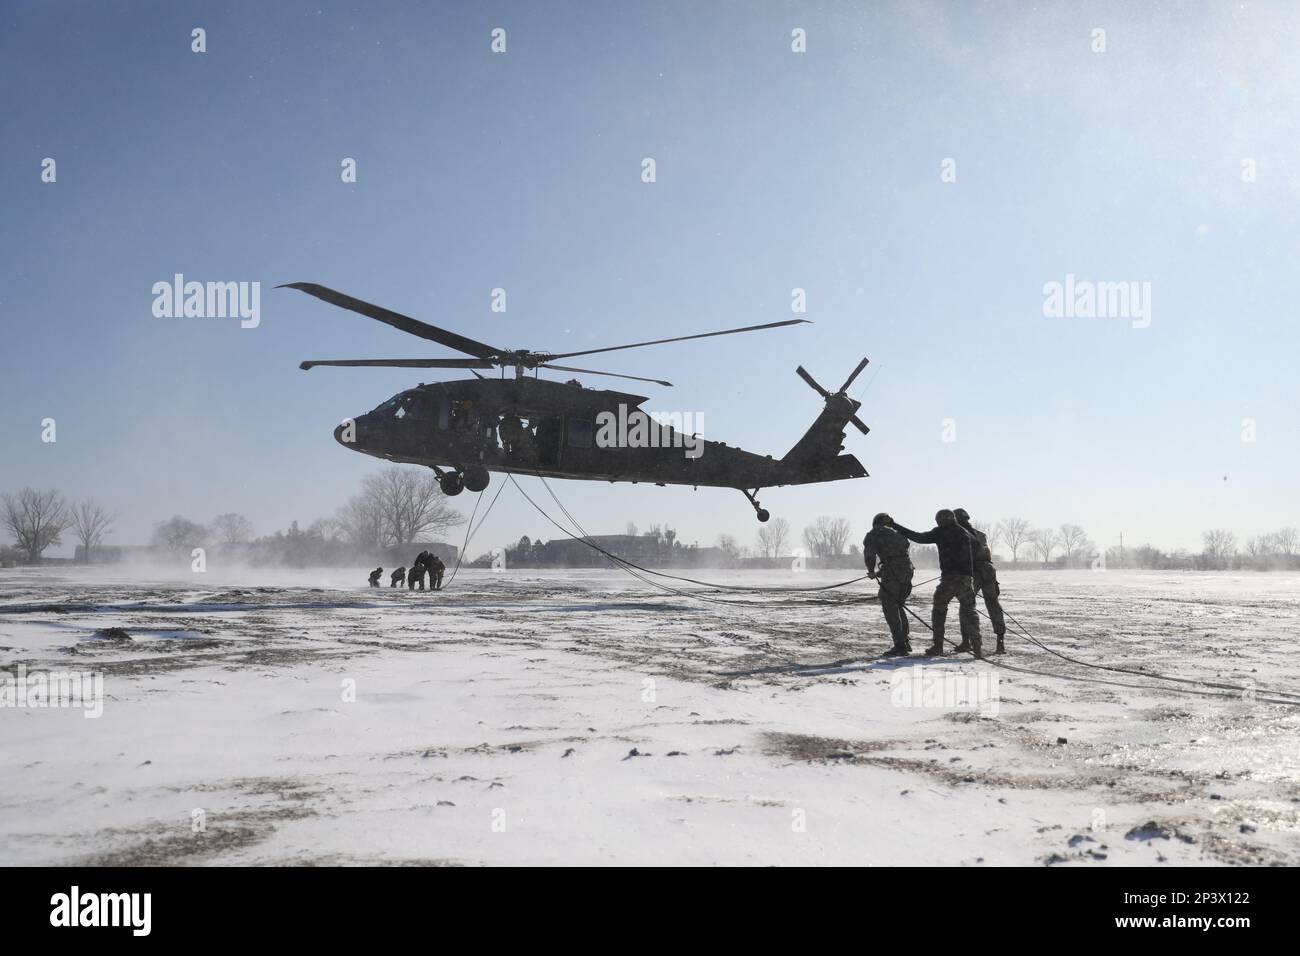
[[283, 282, 871, 521]]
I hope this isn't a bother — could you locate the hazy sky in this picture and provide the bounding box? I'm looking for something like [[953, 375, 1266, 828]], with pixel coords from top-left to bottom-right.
[[3, 1, 1297, 559]]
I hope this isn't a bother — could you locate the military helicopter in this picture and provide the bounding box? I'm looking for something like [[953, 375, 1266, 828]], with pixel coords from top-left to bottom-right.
[[284, 283, 870, 521]]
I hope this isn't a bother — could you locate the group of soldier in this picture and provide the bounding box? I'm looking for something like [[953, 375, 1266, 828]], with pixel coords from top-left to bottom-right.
[[862, 507, 1006, 659], [367, 549, 446, 591], [360, 511, 1004, 655]]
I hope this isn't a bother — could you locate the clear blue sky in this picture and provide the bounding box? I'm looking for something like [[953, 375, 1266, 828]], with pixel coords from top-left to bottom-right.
[[2, 1, 1297, 557]]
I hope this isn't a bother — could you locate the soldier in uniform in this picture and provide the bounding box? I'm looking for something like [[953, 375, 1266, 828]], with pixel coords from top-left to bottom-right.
[[954, 508, 1006, 654], [367, 567, 383, 587], [862, 512, 914, 656], [407, 553, 427, 590], [888, 510, 983, 658], [430, 555, 446, 590], [389, 566, 406, 588]]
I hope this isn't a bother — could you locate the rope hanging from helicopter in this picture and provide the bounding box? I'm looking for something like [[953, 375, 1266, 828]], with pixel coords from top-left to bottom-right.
[[522, 466, 894, 594], [501, 470, 932, 606]]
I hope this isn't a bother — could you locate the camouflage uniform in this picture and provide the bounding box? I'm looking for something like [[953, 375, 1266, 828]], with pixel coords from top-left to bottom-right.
[[964, 524, 1006, 646], [862, 526, 914, 651], [928, 573, 981, 649], [893, 518, 982, 655]]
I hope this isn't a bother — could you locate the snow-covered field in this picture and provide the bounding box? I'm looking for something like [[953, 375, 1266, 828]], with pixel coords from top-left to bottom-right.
[[2, 565, 1298, 866]]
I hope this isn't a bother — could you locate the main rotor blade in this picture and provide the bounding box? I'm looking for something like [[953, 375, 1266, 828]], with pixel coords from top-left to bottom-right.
[[542, 318, 810, 362], [541, 364, 674, 387], [280, 283, 504, 360], [299, 358, 496, 371]]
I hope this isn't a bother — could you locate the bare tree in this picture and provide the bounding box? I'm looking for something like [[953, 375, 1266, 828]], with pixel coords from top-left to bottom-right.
[[1030, 527, 1061, 563], [756, 517, 790, 559], [802, 516, 852, 559], [1202, 529, 1237, 568], [716, 533, 741, 564], [212, 512, 255, 546], [1059, 523, 1087, 559], [997, 517, 1032, 563], [152, 516, 208, 554], [625, 522, 638, 537], [1, 488, 72, 564], [362, 467, 462, 545], [336, 493, 387, 552], [70, 500, 116, 563], [1275, 527, 1298, 556]]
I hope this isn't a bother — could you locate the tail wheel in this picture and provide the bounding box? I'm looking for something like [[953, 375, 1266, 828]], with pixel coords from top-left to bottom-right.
[[439, 472, 465, 496], [463, 466, 490, 493], [756, 508, 770, 522]]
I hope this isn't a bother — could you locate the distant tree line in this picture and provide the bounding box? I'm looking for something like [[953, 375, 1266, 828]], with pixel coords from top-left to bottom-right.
[[0, 468, 462, 568], [3, 481, 1296, 573]]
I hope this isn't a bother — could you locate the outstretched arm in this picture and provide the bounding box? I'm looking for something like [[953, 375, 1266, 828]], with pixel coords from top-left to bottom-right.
[[891, 522, 939, 545]]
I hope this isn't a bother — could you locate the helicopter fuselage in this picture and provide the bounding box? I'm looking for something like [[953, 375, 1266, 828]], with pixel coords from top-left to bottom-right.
[[335, 376, 865, 492]]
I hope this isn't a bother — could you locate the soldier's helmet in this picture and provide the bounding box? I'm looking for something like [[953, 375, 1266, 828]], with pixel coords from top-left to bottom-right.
[[935, 509, 956, 526], [872, 512, 892, 528], [953, 508, 970, 522]]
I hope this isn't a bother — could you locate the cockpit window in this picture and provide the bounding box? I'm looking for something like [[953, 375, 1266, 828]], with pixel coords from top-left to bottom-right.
[[374, 391, 429, 419]]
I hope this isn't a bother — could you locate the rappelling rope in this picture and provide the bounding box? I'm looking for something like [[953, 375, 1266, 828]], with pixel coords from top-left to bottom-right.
[[525, 470, 880, 594], [507, 472, 926, 607], [451, 475, 1300, 705], [439, 477, 508, 591]]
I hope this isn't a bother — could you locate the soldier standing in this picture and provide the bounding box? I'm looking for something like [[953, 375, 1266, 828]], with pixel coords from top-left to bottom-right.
[[862, 512, 914, 656], [368, 567, 383, 587], [430, 555, 446, 590], [390, 566, 406, 588], [889, 510, 983, 658], [954, 508, 1006, 654]]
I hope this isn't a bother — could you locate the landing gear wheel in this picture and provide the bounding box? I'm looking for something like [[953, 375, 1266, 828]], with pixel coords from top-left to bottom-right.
[[741, 488, 769, 521], [463, 466, 490, 493], [439, 472, 465, 496]]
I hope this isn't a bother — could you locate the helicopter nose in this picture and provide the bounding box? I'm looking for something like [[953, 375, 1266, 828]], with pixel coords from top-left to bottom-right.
[[334, 418, 362, 448]]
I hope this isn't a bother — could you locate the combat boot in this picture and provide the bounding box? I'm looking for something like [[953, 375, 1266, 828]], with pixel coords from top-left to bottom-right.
[[881, 643, 910, 658], [953, 640, 972, 653], [995, 634, 1006, 655], [923, 642, 945, 656], [971, 638, 983, 660]]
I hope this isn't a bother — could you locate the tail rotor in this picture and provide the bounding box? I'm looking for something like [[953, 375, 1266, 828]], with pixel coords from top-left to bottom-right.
[[796, 359, 871, 435]]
